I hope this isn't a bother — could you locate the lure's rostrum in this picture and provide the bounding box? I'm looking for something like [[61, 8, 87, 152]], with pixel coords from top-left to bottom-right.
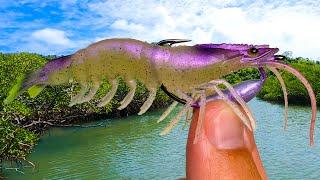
[[4, 38, 317, 145]]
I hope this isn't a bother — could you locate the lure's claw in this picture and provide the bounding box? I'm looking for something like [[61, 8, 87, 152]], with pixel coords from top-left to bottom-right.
[[156, 39, 191, 46]]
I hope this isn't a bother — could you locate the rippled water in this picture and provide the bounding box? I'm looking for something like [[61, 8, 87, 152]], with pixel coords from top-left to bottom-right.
[[3, 98, 320, 179]]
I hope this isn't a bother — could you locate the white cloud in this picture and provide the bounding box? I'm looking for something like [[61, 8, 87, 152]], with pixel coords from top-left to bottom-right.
[[31, 28, 73, 46], [110, 19, 145, 32], [87, 0, 320, 59], [2, 0, 319, 59], [23, 28, 94, 55]]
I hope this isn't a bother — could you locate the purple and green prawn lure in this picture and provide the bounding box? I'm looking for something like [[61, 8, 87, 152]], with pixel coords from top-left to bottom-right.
[[4, 38, 317, 145]]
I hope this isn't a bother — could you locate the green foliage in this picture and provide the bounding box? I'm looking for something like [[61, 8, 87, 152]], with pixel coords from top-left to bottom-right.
[[224, 68, 260, 84], [0, 117, 38, 160]]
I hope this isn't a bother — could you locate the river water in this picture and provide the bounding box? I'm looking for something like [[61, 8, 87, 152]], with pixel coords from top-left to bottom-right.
[[3, 98, 320, 179]]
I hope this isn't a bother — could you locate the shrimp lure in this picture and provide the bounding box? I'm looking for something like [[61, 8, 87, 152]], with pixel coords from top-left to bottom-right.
[[5, 38, 317, 145]]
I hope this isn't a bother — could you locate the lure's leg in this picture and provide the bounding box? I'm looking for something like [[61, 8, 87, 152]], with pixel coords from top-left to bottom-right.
[[138, 87, 157, 115], [97, 79, 119, 107], [160, 101, 192, 136], [117, 80, 137, 110], [210, 79, 256, 131], [78, 82, 101, 103], [157, 101, 179, 123], [157, 88, 193, 123], [181, 91, 199, 131], [186, 107, 193, 124], [213, 85, 253, 131], [193, 90, 206, 144], [160, 90, 194, 135], [198, 82, 253, 131], [181, 106, 193, 130], [69, 83, 89, 107]]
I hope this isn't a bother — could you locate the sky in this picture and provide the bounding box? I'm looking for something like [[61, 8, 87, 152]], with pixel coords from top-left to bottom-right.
[[0, 0, 319, 60]]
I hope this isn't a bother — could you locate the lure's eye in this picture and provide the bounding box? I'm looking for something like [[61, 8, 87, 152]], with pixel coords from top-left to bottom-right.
[[248, 47, 259, 57]]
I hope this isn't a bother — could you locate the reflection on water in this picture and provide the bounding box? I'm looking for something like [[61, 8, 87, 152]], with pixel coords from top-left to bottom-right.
[[3, 98, 320, 179]]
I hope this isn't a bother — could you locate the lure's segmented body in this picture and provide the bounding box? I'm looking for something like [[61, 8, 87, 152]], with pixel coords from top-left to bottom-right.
[[68, 39, 248, 93], [40, 38, 256, 113], [6, 38, 317, 145]]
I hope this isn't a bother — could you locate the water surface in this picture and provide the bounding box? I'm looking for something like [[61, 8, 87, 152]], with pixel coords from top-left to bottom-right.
[[3, 98, 320, 179]]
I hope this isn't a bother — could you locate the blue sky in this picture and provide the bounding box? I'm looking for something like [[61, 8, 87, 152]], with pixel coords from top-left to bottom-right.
[[0, 0, 319, 60]]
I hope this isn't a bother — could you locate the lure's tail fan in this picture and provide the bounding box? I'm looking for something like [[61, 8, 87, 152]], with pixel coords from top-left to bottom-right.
[[4, 74, 27, 104], [3, 72, 46, 104], [3, 55, 72, 104], [27, 84, 45, 98]]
